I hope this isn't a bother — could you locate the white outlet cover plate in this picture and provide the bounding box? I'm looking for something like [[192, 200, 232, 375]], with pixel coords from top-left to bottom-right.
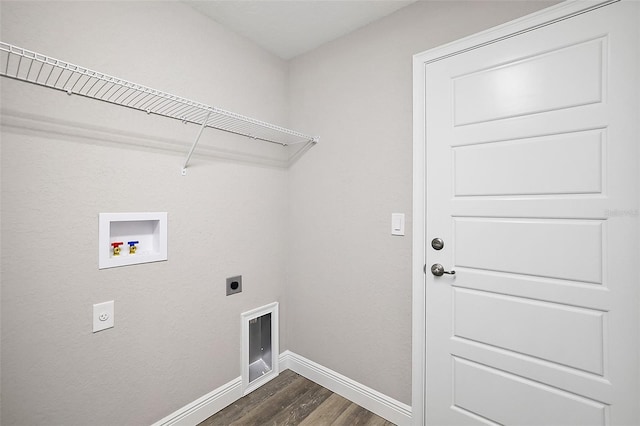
[[93, 300, 114, 332]]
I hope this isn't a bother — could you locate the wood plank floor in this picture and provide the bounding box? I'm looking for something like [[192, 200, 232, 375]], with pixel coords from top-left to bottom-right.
[[198, 369, 396, 426]]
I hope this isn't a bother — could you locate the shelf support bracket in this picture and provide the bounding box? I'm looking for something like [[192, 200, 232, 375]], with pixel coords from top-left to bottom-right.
[[182, 111, 212, 175]]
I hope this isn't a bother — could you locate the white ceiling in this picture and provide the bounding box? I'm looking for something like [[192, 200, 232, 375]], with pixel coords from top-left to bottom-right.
[[184, 1, 417, 60]]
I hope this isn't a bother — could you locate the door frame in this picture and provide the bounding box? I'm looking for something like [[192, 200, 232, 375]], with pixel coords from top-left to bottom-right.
[[411, 1, 618, 424]]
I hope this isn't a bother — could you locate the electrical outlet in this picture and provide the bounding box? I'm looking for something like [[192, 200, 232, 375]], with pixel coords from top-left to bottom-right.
[[93, 300, 114, 333], [226, 275, 242, 296]]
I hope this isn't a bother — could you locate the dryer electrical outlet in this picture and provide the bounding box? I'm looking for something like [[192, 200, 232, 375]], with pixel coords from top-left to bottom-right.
[[226, 275, 242, 296]]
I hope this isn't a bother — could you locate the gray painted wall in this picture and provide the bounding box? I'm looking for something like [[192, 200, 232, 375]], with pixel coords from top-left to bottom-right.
[[1, 2, 290, 425], [286, 0, 558, 406], [1, 1, 558, 424]]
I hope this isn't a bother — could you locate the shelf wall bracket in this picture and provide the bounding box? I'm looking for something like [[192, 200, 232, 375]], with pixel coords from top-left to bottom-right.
[[182, 110, 212, 176]]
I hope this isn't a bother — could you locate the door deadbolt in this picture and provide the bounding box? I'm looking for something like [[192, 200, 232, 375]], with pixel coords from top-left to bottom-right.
[[431, 238, 444, 250], [431, 264, 455, 276]]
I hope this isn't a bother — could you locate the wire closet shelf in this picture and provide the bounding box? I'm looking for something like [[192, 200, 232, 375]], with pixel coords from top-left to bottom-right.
[[0, 42, 319, 173]]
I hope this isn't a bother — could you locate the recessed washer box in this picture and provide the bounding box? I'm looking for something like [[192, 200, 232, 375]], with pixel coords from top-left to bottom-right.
[[99, 212, 167, 269]]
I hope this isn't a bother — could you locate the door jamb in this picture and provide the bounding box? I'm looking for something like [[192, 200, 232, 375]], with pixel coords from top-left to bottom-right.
[[410, 1, 615, 424]]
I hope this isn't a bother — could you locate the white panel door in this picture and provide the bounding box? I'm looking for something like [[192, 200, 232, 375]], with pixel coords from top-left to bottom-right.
[[421, 2, 639, 424]]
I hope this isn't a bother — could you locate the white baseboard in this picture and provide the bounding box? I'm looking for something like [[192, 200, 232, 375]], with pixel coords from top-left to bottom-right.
[[152, 350, 412, 426], [280, 350, 412, 426], [151, 377, 242, 426]]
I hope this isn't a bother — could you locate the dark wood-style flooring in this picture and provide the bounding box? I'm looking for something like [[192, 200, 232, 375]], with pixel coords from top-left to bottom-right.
[[198, 369, 396, 426]]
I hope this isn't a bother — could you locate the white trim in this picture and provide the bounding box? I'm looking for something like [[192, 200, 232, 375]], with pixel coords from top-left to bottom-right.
[[411, 1, 615, 424], [241, 302, 279, 395], [150, 350, 410, 426], [150, 377, 242, 426], [280, 350, 412, 426], [411, 47, 427, 424], [414, 0, 617, 66]]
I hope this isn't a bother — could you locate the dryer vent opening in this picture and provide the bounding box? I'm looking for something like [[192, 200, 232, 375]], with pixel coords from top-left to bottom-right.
[[249, 314, 272, 382], [241, 302, 279, 394]]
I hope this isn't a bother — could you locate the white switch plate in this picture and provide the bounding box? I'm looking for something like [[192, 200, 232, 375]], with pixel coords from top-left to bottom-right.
[[93, 300, 114, 333], [391, 213, 405, 236]]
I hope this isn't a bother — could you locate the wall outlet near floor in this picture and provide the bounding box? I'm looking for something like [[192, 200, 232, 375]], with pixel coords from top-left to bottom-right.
[[93, 300, 114, 332]]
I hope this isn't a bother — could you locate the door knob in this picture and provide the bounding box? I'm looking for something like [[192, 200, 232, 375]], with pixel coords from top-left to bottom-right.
[[431, 264, 455, 276]]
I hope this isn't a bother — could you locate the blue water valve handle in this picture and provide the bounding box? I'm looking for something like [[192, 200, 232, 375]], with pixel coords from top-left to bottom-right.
[[127, 240, 139, 254]]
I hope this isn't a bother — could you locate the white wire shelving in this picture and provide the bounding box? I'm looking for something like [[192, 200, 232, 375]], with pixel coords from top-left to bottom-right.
[[0, 42, 319, 174]]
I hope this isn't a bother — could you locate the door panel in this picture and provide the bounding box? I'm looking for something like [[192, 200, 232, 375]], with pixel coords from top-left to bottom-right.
[[453, 357, 608, 426], [453, 37, 604, 126], [423, 2, 639, 424], [453, 288, 606, 375], [453, 130, 604, 197], [454, 217, 604, 283]]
